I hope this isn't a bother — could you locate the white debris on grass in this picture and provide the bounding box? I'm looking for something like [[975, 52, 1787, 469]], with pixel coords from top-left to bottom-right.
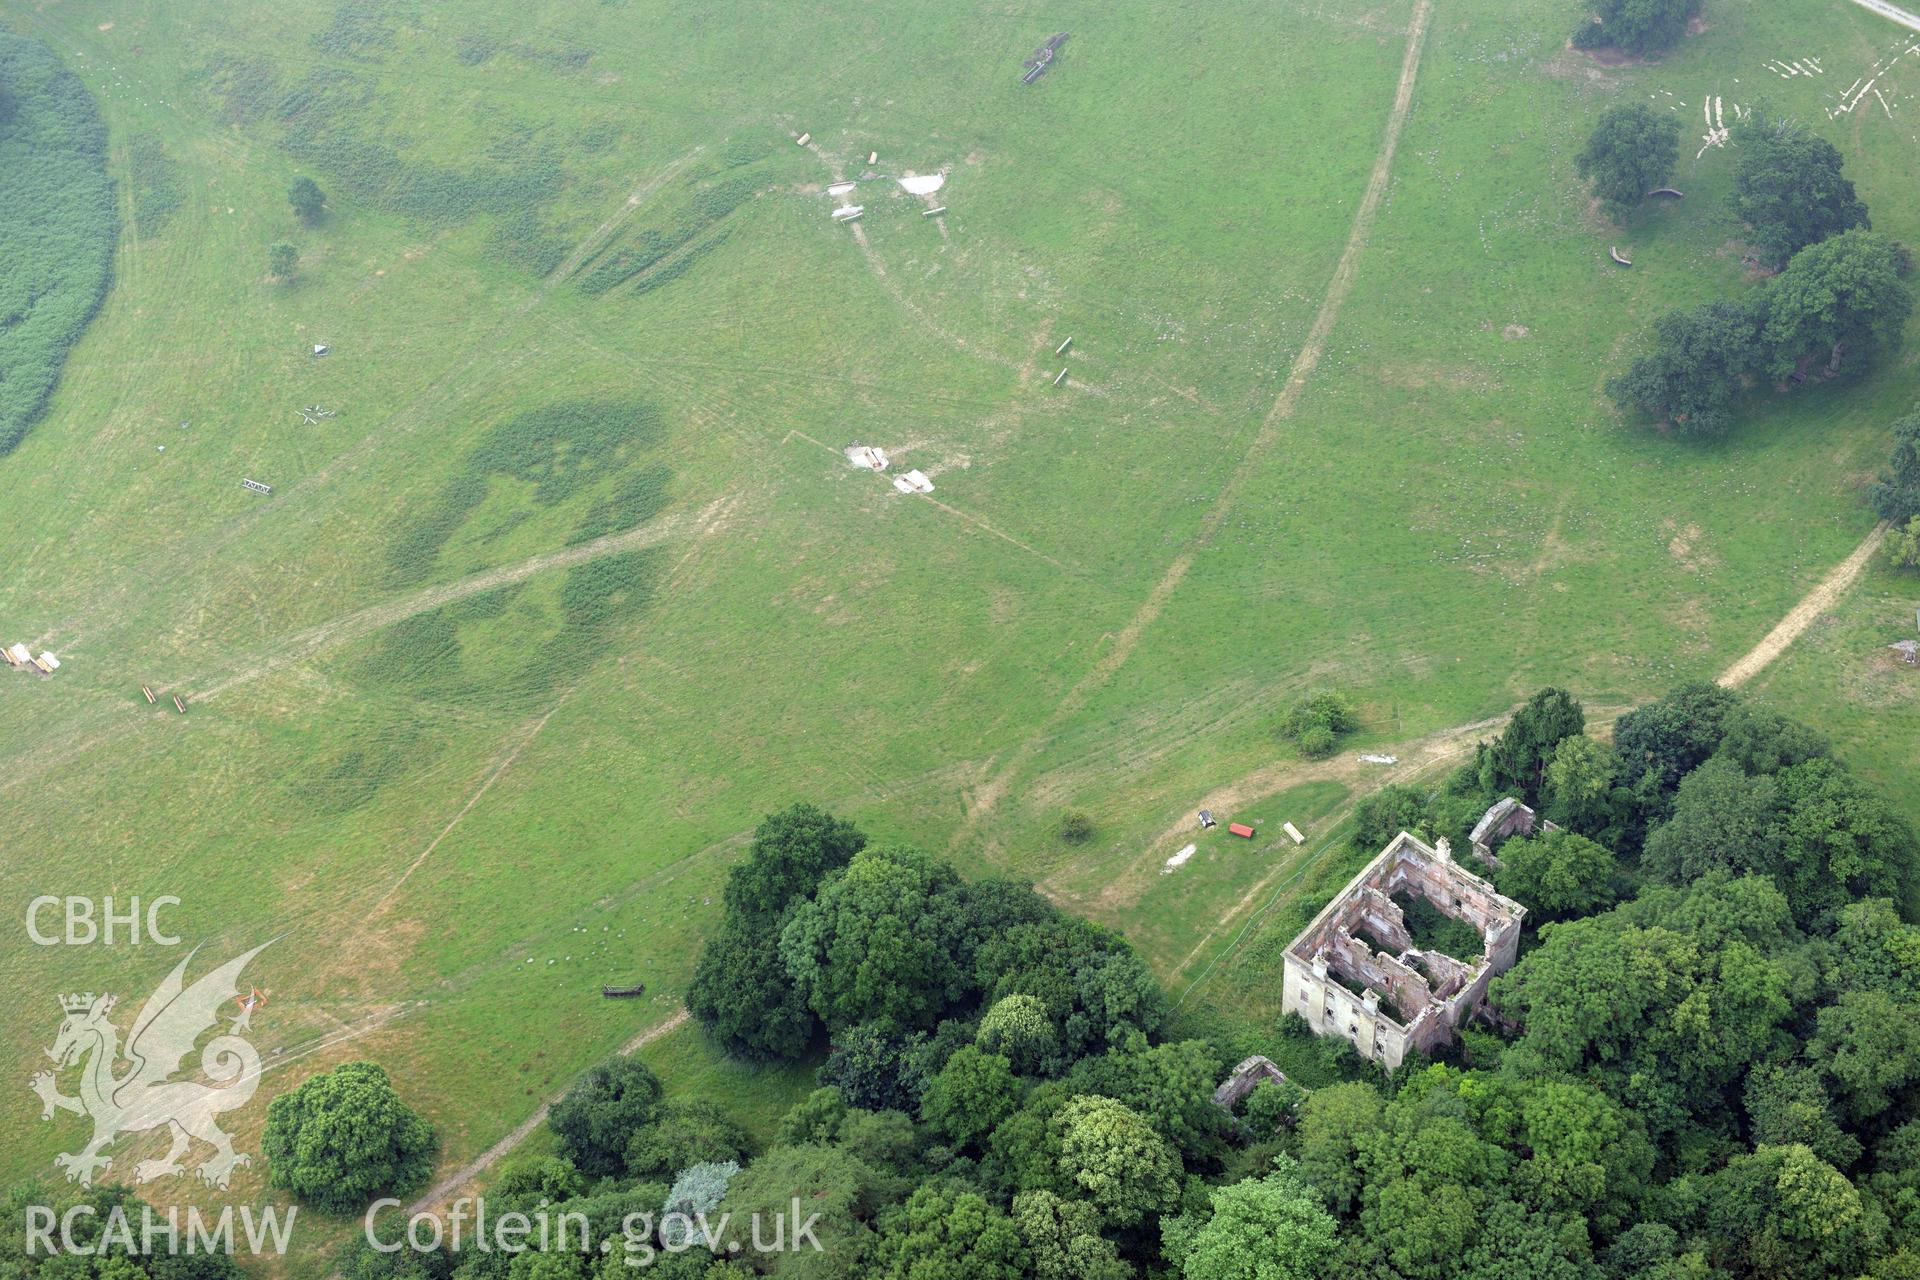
[[828, 181, 856, 196], [897, 172, 946, 195], [1162, 843, 1197, 874], [1696, 94, 1740, 157], [1829, 42, 1920, 119], [1358, 753, 1399, 765], [1283, 822, 1305, 845], [846, 445, 890, 470], [893, 468, 935, 494], [831, 205, 865, 221]]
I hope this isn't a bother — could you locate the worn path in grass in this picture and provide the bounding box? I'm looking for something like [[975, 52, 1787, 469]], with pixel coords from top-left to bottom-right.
[[952, 0, 1438, 842], [0, 494, 740, 800], [1717, 521, 1890, 689], [195, 492, 740, 701], [1149, 512, 1892, 997], [406, 1009, 691, 1216]]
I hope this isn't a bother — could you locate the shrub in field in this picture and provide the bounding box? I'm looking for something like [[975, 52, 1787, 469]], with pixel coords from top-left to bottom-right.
[[1277, 690, 1356, 758], [1057, 811, 1094, 844], [267, 241, 299, 280], [289, 175, 326, 222]]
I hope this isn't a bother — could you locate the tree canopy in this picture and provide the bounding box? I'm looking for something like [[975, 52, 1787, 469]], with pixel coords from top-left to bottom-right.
[[236, 765, 1920, 1280], [1571, 0, 1700, 56], [1576, 105, 1681, 221], [1732, 123, 1869, 267], [261, 1060, 437, 1213], [1872, 407, 1920, 524], [1760, 229, 1912, 378]]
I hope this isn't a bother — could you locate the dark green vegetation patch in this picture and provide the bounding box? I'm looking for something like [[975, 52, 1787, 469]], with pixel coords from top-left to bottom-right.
[[571, 158, 768, 298], [0, 32, 116, 456], [387, 398, 670, 584]]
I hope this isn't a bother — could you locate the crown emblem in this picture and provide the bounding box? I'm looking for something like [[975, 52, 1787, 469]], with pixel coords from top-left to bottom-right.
[[59, 993, 112, 1015]]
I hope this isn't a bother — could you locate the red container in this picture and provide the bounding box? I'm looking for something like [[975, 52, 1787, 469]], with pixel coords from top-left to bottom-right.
[[1228, 823, 1254, 838]]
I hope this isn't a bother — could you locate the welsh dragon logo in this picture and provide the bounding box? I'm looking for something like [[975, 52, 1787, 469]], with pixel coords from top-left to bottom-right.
[[29, 942, 273, 1189]]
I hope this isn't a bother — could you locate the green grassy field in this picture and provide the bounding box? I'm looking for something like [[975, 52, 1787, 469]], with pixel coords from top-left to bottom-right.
[[1751, 556, 1920, 818], [4, 0, 1919, 1265]]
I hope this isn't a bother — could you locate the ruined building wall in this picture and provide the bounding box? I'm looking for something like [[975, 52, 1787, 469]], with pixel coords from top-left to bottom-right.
[[1281, 831, 1525, 1070]]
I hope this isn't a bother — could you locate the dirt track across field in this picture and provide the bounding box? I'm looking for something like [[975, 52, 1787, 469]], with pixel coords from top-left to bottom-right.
[[406, 1009, 692, 1215], [1717, 521, 1889, 688], [950, 0, 1438, 843]]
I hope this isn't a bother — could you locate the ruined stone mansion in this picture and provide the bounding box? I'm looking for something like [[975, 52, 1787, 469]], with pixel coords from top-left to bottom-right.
[[1281, 824, 1525, 1070]]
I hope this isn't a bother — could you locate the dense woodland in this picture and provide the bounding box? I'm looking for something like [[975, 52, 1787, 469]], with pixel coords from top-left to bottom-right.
[[0, 33, 116, 455], [16, 681, 1912, 1280]]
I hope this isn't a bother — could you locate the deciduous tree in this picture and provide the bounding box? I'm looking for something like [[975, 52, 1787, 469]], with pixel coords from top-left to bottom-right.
[[866, 1185, 1028, 1280], [1808, 989, 1920, 1121], [1577, 105, 1682, 220], [1874, 409, 1920, 523], [1012, 1190, 1131, 1280], [1704, 1143, 1880, 1279], [1482, 688, 1585, 805], [779, 844, 974, 1031], [920, 1047, 1023, 1148], [1733, 123, 1869, 266], [686, 915, 818, 1062], [1053, 1095, 1183, 1226], [976, 994, 1061, 1075], [547, 1056, 662, 1178], [1605, 298, 1764, 436], [1495, 828, 1618, 921], [1761, 229, 1912, 378], [1572, 0, 1700, 55], [262, 1061, 436, 1212], [1168, 1158, 1337, 1280]]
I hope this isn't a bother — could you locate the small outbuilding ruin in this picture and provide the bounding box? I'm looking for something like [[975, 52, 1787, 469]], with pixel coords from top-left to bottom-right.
[[1212, 1055, 1291, 1109], [1468, 796, 1557, 868], [1281, 830, 1524, 1071]]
